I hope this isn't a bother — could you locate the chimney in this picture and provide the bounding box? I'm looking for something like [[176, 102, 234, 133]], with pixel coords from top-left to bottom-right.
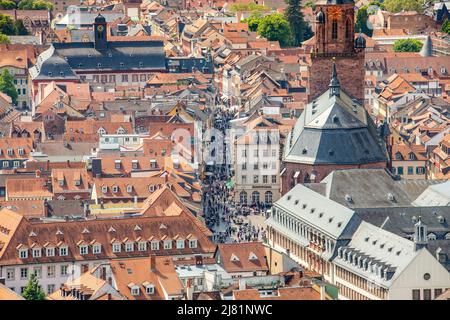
[[320, 285, 326, 300], [186, 278, 194, 300], [149, 255, 156, 272]]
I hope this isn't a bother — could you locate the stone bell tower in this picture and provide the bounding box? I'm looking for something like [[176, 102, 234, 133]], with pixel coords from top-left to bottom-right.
[[309, 0, 366, 104]]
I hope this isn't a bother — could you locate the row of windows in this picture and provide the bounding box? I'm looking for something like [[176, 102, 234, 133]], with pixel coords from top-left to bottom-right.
[[412, 288, 447, 300], [17, 88, 26, 95], [7, 264, 70, 281], [12, 284, 56, 295], [241, 149, 278, 158], [239, 190, 273, 204], [19, 246, 68, 259], [241, 162, 277, 171], [240, 174, 277, 184], [90, 73, 150, 84], [0, 148, 25, 156], [2, 161, 21, 168], [335, 266, 388, 299], [13, 79, 28, 85], [391, 166, 425, 175]]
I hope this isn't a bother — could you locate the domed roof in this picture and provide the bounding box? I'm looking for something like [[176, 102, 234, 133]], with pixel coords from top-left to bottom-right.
[[94, 14, 106, 24], [316, 10, 325, 23], [355, 33, 366, 49]]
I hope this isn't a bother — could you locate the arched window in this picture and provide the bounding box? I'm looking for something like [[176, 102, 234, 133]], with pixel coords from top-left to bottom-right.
[[239, 191, 247, 204], [252, 191, 260, 204], [332, 20, 338, 40], [264, 191, 273, 204], [345, 19, 351, 39]]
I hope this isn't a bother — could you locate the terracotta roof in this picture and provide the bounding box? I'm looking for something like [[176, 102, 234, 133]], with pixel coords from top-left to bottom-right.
[[0, 283, 24, 300], [51, 168, 92, 195], [6, 178, 52, 200], [66, 120, 133, 135], [233, 286, 320, 300], [0, 137, 33, 159], [0, 208, 216, 266], [216, 242, 269, 273]]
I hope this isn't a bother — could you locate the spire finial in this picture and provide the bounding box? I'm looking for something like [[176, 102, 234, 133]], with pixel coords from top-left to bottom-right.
[[329, 63, 340, 97]]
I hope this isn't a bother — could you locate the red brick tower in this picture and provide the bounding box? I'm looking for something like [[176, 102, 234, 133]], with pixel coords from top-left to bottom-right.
[[309, 0, 366, 103]]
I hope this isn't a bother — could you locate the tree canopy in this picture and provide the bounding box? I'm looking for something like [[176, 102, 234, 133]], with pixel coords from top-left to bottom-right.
[[383, 0, 423, 14], [0, 69, 17, 104], [284, 0, 313, 46], [14, 19, 29, 35], [0, 33, 10, 44], [242, 14, 262, 32], [229, 3, 269, 14], [0, 0, 16, 9], [0, 13, 15, 35], [393, 38, 423, 52], [356, 6, 373, 36], [22, 273, 46, 300], [442, 19, 450, 34], [18, 0, 54, 10], [257, 13, 294, 47]]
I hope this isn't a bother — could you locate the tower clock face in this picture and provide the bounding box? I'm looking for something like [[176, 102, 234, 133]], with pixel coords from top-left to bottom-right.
[[97, 25, 104, 32], [329, 7, 343, 20]]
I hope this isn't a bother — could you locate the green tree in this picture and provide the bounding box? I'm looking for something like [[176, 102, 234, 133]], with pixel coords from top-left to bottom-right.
[[0, 69, 18, 104], [0, 0, 16, 9], [0, 33, 10, 44], [18, 0, 53, 10], [242, 14, 262, 32], [356, 6, 373, 36], [393, 38, 423, 52], [0, 13, 15, 35], [442, 19, 450, 34], [384, 0, 423, 14], [257, 13, 293, 47], [284, 0, 313, 46], [230, 3, 269, 13], [22, 273, 46, 300], [14, 19, 28, 35]]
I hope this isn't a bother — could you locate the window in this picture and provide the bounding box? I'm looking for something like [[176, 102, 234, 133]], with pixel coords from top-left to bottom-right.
[[412, 289, 420, 300], [140, 74, 146, 81], [60, 265, 69, 276], [345, 19, 351, 38], [272, 175, 277, 183], [146, 285, 155, 294], [241, 175, 247, 184], [112, 243, 121, 253], [254, 149, 258, 157], [262, 175, 268, 183], [407, 166, 414, 175], [131, 287, 140, 296], [125, 242, 134, 252], [47, 265, 55, 278], [416, 167, 425, 174], [241, 163, 247, 170], [148, 185, 155, 192], [121, 74, 128, 82], [332, 20, 338, 39], [13, 161, 19, 168], [253, 175, 259, 184], [20, 268, 28, 280], [151, 241, 159, 250], [188, 239, 197, 248], [132, 74, 139, 82], [112, 186, 118, 193], [397, 167, 404, 175], [423, 289, 431, 300], [6, 268, 14, 281], [59, 246, 68, 256], [272, 149, 277, 157], [138, 242, 147, 251], [46, 247, 55, 257], [176, 240, 185, 249], [19, 249, 28, 259], [79, 245, 88, 255], [263, 149, 269, 157], [109, 75, 116, 83], [101, 186, 108, 193], [391, 167, 396, 175], [47, 284, 55, 295], [93, 244, 101, 254], [115, 160, 121, 169], [2, 161, 8, 168], [435, 288, 443, 298], [254, 163, 259, 170], [242, 149, 247, 157], [163, 240, 172, 250], [18, 148, 24, 155], [32, 248, 41, 258]]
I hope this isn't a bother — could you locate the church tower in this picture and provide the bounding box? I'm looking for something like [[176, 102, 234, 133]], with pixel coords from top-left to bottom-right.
[[309, 0, 366, 103], [94, 14, 107, 50]]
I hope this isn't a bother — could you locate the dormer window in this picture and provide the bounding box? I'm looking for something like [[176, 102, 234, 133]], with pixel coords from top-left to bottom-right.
[[125, 242, 134, 252], [248, 252, 258, 260], [132, 160, 138, 169], [112, 185, 118, 193], [163, 240, 172, 249], [7, 148, 13, 156], [79, 245, 88, 255], [112, 243, 121, 253], [32, 248, 41, 258], [150, 159, 157, 168], [19, 248, 28, 259], [151, 240, 159, 250], [148, 185, 155, 192], [145, 284, 155, 294], [74, 179, 81, 186], [138, 241, 147, 251], [130, 285, 140, 296], [46, 247, 55, 257], [18, 148, 24, 155], [126, 185, 133, 193], [230, 254, 240, 262], [59, 246, 68, 256], [188, 239, 197, 248], [409, 153, 416, 160], [176, 239, 185, 249], [59, 179, 64, 187], [441, 67, 446, 74], [115, 160, 121, 169], [101, 186, 108, 193], [92, 244, 102, 254]]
